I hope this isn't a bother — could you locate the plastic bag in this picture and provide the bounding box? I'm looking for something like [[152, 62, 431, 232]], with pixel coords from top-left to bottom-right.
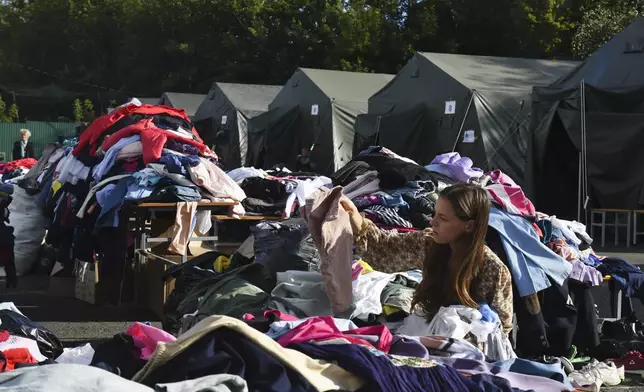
[[8, 186, 46, 274], [252, 218, 320, 275], [0, 309, 63, 359], [484, 325, 517, 361], [32, 244, 57, 275], [56, 343, 95, 365], [397, 306, 487, 340]]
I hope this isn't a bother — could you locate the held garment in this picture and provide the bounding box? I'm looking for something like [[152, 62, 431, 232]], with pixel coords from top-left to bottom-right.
[[301, 186, 354, 316]]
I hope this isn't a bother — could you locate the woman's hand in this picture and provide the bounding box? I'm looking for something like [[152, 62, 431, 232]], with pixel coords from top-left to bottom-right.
[[340, 196, 364, 233]]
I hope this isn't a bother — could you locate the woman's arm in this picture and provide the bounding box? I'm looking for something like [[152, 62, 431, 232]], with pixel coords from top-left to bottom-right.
[[354, 218, 433, 274], [489, 259, 514, 334]]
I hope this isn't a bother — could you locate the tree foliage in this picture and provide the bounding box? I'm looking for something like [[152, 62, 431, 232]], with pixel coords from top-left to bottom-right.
[[572, 0, 642, 58], [0, 95, 19, 123], [72, 99, 83, 123], [0, 0, 639, 111]]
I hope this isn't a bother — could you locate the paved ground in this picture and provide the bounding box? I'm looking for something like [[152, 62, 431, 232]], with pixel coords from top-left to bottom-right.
[[0, 275, 160, 345]]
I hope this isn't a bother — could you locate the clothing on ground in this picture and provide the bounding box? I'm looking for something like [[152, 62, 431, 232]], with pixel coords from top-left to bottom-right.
[[133, 315, 364, 392], [289, 342, 483, 392]]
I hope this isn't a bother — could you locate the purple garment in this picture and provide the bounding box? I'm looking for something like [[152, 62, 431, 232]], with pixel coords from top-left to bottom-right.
[[390, 335, 429, 358], [165, 139, 200, 156], [427, 355, 574, 392], [352, 194, 382, 208], [425, 152, 483, 183], [569, 260, 603, 286]]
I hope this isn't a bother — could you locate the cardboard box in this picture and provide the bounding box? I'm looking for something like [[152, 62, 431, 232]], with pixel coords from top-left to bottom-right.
[[74, 261, 100, 304], [138, 254, 193, 318]]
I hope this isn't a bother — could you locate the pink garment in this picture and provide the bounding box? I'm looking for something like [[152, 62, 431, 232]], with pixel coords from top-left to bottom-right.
[[187, 157, 246, 217], [485, 170, 536, 217], [242, 310, 299, 322], [301, 187, 353, 315], [277, 316, 393, 353], [263, 310, 299, 321], [547, 238, 577, 261], [168, 201, 198, 255], [352, 262, 364, 280], [376, 225, 419, 233], [121, 158, 140, 173], [126, 322, 176, 360]]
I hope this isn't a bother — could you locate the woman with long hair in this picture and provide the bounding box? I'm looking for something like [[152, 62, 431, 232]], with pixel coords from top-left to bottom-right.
[[341, 183, 513, 333]]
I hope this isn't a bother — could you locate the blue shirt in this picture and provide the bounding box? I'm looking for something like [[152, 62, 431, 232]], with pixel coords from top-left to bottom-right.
[[488, 208, 572, 297], [92, 135, 141, 181]]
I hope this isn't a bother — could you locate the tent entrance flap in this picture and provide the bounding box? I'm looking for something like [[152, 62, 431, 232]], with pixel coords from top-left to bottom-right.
[[245, 106, 302, 169], [468, 91, 531, 185], [353, 104, 440, 165]]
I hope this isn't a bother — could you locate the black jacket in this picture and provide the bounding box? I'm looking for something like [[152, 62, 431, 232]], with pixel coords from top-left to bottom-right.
[[12, 141, 34, 161]]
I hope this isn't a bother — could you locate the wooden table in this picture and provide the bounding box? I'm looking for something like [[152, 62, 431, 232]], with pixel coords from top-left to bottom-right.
[[130, 200, 239, 264]]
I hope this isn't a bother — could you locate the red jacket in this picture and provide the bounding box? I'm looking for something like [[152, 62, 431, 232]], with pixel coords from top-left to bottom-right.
[[101, 118, 209, 164], [72, 104, 205, 157]]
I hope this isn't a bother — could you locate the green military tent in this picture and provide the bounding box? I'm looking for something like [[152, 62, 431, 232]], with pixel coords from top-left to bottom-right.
[[246, 68, 393, 173], [135, 97, 160, 106], [356, 53, 578, 184], [158, 92, 206, 118], [192, 83, 282, 169], [527, 17, 644, 219]]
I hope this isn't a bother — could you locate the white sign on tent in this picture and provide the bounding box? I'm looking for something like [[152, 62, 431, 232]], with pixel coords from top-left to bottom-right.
[[311, 104, 319, 116], [445, 101, 456, 115], [221, 115, 228, 125], [463, 130, 475, 143]]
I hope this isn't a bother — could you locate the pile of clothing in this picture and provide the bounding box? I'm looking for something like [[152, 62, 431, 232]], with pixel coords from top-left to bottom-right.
[[0, 301, 576, 392], [9, 100, 247, 284], [5, 144, 641, 391], [0, 191, 15, 287], [0, 157, 37, 194], [227, 166, 331, 218], [202, 146, 644, 390], [332, 147, 452, 230]]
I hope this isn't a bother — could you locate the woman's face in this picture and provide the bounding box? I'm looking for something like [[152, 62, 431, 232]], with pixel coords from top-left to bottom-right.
[[20, 134, 29, 142], [431, 197, 470, 244]]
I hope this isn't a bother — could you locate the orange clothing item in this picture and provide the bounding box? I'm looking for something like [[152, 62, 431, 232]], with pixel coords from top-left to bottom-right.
[[0, 348, 37, 371]]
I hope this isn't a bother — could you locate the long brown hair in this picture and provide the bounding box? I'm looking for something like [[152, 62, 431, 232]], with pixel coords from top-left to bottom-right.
[[410, 183, 491, 317]]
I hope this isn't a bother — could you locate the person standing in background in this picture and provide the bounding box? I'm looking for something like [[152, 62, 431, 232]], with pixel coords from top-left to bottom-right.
[[12, 129, 34, 161], [296, 147, 316, 172]]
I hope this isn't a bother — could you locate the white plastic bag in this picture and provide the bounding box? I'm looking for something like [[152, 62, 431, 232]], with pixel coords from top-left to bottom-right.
[[351, 270, 392, 320], [484, 325, 517, 361], [55, 343, 95, 365], [8, 186, 46, 274]]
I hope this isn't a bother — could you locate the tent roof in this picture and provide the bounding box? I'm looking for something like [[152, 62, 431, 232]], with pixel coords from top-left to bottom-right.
[[551, 17, 644, 90], [159, 92, 206, 116], [299, 68, 394, 104], [136, 97, 160, 106], [418, 52, 579, 93], [216, 83, 282, 118]]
